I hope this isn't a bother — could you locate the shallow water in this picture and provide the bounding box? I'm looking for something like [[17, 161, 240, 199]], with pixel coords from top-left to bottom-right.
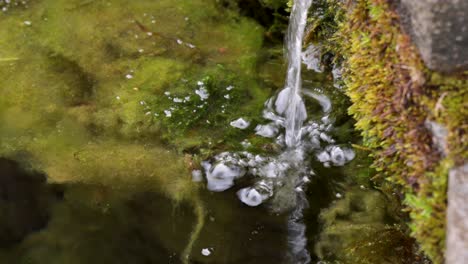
[[0, 1, 424, 263]]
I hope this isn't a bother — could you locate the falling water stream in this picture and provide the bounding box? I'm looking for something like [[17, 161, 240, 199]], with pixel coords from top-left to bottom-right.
[[282, 0, 311, 149], [201, 0, 355, 263]]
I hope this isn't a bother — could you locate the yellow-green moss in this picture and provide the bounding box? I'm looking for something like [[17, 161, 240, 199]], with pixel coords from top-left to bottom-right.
[[306, 0, 468, 262]]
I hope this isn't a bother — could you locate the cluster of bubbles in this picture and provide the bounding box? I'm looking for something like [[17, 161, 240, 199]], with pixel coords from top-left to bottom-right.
[[194, 86, 355, 210]]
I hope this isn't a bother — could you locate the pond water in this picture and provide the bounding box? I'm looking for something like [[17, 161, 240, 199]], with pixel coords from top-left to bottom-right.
[[0, 0, 425, 263]]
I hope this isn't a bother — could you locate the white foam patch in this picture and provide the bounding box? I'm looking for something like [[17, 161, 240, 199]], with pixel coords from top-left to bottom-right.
[[317, 151, 330, 163], [302, 44, 323, 73], [195, 87, 209, 100], [201, 248, 211, 256], [317, 146, 356, 167], [330, 146, 346, 166], [343, 148, 356, 161], [205, 163, 244, 192], [237, 187, 264, 206], [255, 124, 278, 138], [230, 118, 250, 129]]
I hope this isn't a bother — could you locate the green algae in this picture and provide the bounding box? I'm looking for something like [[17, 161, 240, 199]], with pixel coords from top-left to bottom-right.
[[0, 0, 279, 262], [0, 0, 269, 179]]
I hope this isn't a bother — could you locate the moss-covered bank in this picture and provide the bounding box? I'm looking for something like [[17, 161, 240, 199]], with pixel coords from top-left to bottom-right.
[[305, 0, 467, 262]]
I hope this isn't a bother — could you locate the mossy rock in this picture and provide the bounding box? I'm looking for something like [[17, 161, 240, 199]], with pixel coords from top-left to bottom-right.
[[305, 0, 468, 262]]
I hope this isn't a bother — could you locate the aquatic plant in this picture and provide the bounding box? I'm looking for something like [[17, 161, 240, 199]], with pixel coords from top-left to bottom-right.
[[316, 188, 426, 264], [0, 0, 276, 262]]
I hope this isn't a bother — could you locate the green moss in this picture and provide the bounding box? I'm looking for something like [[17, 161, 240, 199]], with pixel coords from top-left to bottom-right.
[[305, 0, 468, 262]]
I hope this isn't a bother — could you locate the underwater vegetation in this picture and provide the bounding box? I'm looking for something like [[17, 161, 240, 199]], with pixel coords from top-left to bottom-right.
[[0, 0, 283, 262], [0, 0, 272, 187], [315, 187, 425, 264], [305, 0, 467, 263]]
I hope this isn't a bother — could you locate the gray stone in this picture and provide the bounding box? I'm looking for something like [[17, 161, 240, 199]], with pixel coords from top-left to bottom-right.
[[399, 0, 468, 73], [425, 120, 449, 156], [446, 163, 468, 264]]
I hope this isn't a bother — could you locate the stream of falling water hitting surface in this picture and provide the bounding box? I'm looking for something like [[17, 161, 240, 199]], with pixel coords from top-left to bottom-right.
[[197, 0, 355, 262], [282, 0, 311, 149]]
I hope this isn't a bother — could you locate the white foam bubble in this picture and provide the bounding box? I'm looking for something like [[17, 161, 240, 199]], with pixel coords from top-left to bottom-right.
[[255, 124, 278, 138], [330, 146, 346, 166], [230, 118, 250, 129], [237, 187, 263, 206], [317, 151, 330, 163], [201, 248, 211, 256], [302, 44, 323, 73], [195, 87, 209, 100], [205, 163, 244, 192]]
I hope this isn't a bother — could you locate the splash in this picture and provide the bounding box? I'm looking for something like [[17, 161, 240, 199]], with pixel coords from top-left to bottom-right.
[[199, 0, 355, 262], [282, 0, 312, 148]]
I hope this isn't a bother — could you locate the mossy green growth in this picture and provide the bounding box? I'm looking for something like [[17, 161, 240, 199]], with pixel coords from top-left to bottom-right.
[[0, 0, 270, 165], [305, 0, 468, 262]]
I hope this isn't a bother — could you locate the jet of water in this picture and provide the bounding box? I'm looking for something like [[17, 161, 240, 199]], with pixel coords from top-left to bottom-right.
[[280, 0, 312, 148]]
